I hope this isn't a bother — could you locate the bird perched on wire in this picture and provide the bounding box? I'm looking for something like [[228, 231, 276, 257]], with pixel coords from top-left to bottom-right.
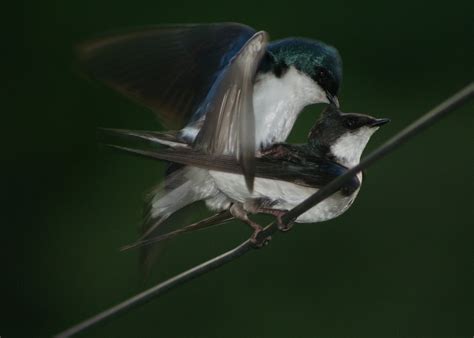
[[107, 106, 390, 249], [79, 22, 343, 268]]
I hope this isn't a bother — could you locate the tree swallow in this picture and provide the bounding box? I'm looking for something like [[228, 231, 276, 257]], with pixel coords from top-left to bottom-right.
[[80, 22, 343, 265], [108, 106, 390, 247]]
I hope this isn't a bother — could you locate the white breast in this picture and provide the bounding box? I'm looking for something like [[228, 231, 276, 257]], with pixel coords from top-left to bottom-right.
[[253, 67, 328, 148], [209, 171, 359, 223], [181, 66, 328, 148], [179, 67, 332, 217]]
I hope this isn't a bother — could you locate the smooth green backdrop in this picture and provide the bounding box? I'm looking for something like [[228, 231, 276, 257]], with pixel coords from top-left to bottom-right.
[[4, 0, 473, 337]]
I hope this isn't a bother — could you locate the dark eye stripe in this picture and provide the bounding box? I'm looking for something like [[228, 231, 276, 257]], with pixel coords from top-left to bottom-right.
[[345, 118, 358, 129]]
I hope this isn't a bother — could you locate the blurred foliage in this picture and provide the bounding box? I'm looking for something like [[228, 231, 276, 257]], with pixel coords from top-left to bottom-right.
[[3, 0, 473, 337]]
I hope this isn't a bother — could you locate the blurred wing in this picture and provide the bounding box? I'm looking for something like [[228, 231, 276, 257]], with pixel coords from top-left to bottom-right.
[[195, 31, 269, 191], [98, 128, 189, 148], [137, 167, 210, 276], [78, 23, 256, 128]]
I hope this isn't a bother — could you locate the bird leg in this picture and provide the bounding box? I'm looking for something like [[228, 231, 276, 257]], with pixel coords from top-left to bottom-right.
[[256, 208, 293, 232], [230, 203, 271, 248], [244, 198, 293, 232]]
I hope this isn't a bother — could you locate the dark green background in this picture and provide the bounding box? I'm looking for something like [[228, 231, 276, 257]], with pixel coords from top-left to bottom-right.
[[4, 0, 473, 337]]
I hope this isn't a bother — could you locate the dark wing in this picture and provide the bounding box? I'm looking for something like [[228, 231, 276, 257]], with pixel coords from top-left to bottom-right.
[[98, 128, 189, 148], [194, 31, 269, 191], [107, 145, 360, 191], [78, 23, 256, 129]]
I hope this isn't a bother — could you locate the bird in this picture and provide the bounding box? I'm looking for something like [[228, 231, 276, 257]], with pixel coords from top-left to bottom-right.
[[79, 23, 344, 267], [107, 106, 390, 248]]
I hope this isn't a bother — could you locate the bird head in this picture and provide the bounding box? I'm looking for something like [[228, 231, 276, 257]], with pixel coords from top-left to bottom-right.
[[309, 106, 390, 167], [265, 38, 343, 107]]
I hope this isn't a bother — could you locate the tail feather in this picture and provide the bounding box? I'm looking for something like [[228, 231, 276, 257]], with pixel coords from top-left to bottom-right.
[[101, 128, 227, 275], [98, 128, 189, 148], [141, 177, 199, 240], [121, 210, 234, 251], [138, 166, 219, 275]]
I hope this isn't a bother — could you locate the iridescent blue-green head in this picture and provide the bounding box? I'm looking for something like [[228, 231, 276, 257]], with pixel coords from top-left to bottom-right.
[[259, 38, 343, 107]]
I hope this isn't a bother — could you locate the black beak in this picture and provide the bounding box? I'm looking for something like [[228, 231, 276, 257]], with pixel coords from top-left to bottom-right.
[[370, 118, 391, 127], [326, 92, 340, 108]]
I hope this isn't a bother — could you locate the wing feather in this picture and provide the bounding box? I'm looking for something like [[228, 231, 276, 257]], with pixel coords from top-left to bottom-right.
[[195, 31, 269, 191], [107, 145, 359, 190], [78, 23, 257, 128]]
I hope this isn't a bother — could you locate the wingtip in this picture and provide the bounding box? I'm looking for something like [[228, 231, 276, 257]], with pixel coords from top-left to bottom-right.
[[97, 127, 127, 137], [120, 243, 138, 252], [102, 143, 151, 158], [103, 143, 129, 152], [240, 153, 256, 193], [244, 174, 255, 193]]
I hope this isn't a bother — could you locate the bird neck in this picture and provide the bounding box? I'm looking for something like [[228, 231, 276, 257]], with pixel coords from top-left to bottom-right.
[[253, 67, 328, 149], [328, 128, 377, 168]]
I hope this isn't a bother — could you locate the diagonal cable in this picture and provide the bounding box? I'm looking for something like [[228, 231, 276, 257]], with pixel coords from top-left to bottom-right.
[[55, 82, 473, 338]]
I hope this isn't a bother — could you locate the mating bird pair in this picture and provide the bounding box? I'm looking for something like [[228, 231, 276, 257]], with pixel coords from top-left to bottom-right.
[[79, 22, 389, 269]]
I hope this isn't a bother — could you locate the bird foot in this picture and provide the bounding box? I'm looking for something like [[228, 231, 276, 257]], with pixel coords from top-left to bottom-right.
[[250, 227, 272, 248], [258, 208, 293, 232], [276, 215, 293, 232], [230, 203, 271, 248]]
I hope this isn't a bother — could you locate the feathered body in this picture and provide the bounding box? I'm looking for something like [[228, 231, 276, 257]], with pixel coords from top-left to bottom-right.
[[80, 23, 352, 267], [107, 108, 389, 226]]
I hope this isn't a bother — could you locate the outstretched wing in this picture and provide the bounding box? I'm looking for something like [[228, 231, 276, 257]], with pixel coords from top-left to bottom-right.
[[194, 31, 269, 191], [78, 23, 256, 128]]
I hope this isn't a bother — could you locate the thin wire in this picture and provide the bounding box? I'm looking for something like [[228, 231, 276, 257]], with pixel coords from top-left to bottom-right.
[[55, 82, 473, 338]]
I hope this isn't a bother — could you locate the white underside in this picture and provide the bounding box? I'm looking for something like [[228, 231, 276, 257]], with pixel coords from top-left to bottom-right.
[[204, 126, 376, 223], [156, 67, 357, 223], [181, 67, 328, 148], [208, 171, 360, 223], [183, 67, 332, 218]]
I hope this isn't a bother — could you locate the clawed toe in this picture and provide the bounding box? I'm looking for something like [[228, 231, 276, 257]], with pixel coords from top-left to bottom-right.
[[277, 217, 293, 232], [250, 228, 272, 248]]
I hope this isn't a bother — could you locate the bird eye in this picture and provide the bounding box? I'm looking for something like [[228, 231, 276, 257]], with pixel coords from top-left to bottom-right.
[[344, 118, 357, 129], [314, 67, 329, 81], [313, 67, 337, 95]]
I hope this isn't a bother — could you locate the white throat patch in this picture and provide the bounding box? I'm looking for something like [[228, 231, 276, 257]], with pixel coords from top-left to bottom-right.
[[181, 66, 329, 149], [252, 66, 329, 148], [330, 126, 378, 168]]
